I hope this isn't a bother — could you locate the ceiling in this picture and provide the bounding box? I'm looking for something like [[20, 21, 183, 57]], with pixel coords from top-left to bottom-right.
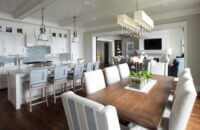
[[0, 0, 199, 31]]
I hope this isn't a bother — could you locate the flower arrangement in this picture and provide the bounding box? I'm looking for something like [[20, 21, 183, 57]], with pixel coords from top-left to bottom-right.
[[77, 58, 84, 63], [129, 70, 152, 90]]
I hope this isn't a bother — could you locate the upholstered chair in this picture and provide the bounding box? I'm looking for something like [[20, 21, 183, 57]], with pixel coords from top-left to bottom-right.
[[118, 63, 130, 79], [175, 68, 193, 96], [94, 61, 100, 70], [48, 66, 68, 103], [86, 62, 94, 72], [61, 91, 121, 130], [169, 80, 197, 130], [84, 70, 106, 95], [68, 64, 85, 92], [104, 66, 121, 86], [23, 68, 48, 112], [148, 62, 168, 76]]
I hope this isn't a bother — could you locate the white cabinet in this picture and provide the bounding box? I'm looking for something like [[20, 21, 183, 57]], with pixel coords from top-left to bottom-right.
[[51, 37, 67, 53], [0, 33, 25, 55]]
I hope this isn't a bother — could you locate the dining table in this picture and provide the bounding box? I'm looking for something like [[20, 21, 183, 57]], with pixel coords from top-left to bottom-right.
[[87, 75, 176, 130]]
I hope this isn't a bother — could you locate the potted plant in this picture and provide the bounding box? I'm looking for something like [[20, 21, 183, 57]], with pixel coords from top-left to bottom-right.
[[77, 58, 84, 64], [129, 70, 152, 90]]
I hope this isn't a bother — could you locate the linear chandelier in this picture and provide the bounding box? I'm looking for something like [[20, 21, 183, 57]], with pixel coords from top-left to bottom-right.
[[117, 0, 154, 38]]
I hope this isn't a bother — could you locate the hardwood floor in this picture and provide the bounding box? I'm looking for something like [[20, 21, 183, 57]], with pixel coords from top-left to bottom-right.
[[0, 89, 200, 130]]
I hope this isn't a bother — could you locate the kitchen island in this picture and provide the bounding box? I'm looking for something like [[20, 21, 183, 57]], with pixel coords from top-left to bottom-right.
[[7, 65, 74, 110]]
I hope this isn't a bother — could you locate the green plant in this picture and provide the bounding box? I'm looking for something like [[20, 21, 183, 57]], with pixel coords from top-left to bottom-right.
[[130, 70, 152, 79]]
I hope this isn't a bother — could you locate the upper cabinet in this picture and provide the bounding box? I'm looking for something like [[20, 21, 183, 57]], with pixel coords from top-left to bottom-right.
[[0, 32, 26, 56], [51, 37, 67, 53]]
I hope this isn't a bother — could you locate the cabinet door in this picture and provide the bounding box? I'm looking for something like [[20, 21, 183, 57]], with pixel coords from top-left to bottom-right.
[[3, 33, 16, 55]]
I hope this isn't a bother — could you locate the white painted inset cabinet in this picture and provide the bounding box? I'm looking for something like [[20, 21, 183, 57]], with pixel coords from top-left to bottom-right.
[[51, 37, 67, 53], [0, 32, 26, 55]]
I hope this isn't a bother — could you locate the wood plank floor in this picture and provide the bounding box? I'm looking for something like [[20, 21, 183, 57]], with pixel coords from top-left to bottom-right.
[[0, 89, 200, 130]]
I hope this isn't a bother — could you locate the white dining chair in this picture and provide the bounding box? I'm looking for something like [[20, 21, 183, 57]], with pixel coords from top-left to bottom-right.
[[61, 91, 121, 130], [128, 80, 197, 130], [148, 62, 168, 76], [84, 70, 106, 95], [104, 66, 121, 86], [175, 68, 193, 96], [118, 63, 130, 79], [169, 80, 197, 130]]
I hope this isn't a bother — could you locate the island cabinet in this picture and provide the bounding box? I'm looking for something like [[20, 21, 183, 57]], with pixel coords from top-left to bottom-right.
[[7, 68, 73, 110]]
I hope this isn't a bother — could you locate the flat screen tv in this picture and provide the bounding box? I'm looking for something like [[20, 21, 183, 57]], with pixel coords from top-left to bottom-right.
[[144, 38, 162, 50]]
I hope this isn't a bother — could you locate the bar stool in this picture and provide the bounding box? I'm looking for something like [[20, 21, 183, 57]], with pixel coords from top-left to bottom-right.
[[94, 61, 100, 70], [23, 68, 48, 112], [86, 62, 94, 72], [48, 66, 68, 103], [68, 64, 84, 93]]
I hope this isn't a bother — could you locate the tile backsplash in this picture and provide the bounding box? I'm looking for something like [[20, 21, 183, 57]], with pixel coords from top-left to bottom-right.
[[0, 46, 71, 67]]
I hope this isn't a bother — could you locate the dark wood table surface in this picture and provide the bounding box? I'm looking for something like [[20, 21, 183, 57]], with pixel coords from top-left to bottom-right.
[[87, 75, 175, 130]]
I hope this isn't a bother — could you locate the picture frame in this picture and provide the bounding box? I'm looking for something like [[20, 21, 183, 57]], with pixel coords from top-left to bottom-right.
[[64, 34, 67, 38], [126, 42, 134, 53]]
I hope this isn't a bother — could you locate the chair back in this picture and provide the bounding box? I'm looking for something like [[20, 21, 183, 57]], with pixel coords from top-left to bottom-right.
[[176, 58, 184, 77], [104, 66, 120, 86], [74, 64, 84, 77], [61, 91, 120, 130], [118, 63, 130, 79], [175, 68, 193, 96], [86, 62, 94, 72], [29, 68, 48, 87], [94, 61, 100, 70], [84, 70, 106, 95], [54, 66, 68, 81], [148, 62, 168, 76], [169, 80, 197, 130]]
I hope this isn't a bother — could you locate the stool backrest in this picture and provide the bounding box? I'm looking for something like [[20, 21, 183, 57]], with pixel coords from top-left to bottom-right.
[[86, 62, 94, 72], [74, 64, 84, 77], [54, 66, 68, 81], [30, 68, 48, 86], [94, 61, 100, 70]]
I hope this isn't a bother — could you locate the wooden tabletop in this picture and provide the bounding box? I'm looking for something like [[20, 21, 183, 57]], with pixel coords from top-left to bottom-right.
[[87, 75, 175, 130]]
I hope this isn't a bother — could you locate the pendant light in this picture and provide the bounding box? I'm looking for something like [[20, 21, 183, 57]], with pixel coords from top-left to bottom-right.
[[38, 8, 48, 41], [72, 16, 79, 43]]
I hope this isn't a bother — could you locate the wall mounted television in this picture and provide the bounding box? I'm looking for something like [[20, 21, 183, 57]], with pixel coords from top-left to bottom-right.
[[144, 38, 162, 50]]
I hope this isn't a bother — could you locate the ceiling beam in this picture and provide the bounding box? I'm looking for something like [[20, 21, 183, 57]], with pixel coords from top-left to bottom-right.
[[14, 0, 56, 20], [59, 0, 175, 27]]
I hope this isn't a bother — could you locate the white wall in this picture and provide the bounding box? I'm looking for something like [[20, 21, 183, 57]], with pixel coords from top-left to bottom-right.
[[169, 28, 184, 62]]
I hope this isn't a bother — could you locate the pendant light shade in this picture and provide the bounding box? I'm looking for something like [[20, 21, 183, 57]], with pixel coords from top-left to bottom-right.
[[38, 8, 48, 41]]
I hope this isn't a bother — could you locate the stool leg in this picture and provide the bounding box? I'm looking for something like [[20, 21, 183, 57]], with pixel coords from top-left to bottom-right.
[[81, 77, 84, 93], [73, 78, 76, 92], [53, 82, 56, 103], [45, 85, 48, 106], [41, 88, 43, 98], [29, 87, 32, 112]]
